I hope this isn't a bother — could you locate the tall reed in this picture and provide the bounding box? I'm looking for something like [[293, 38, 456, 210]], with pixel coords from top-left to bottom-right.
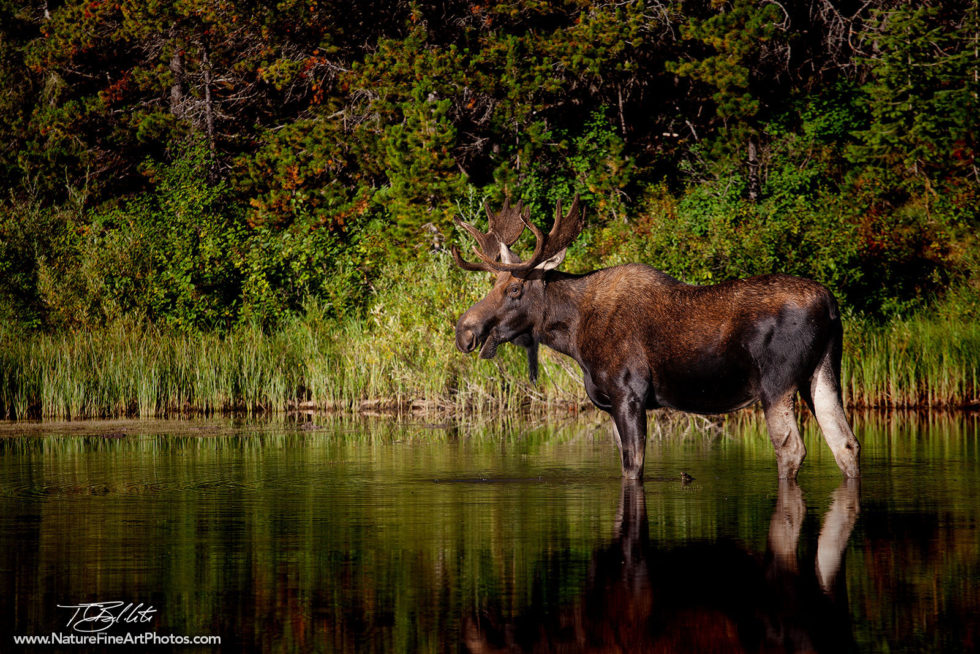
[[1, 255, 977, 418], [0, 256, 583, 418], [842, 317, 980, 409]]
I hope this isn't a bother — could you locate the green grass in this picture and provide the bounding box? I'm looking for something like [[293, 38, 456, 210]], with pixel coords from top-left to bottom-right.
[[1, 255, 977, 419], [842, 317, 980, 409], [0, 257, 585, 418]]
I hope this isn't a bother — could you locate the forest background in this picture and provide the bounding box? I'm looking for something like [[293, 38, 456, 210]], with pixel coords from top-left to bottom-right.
[[0, 0, 978, 417]]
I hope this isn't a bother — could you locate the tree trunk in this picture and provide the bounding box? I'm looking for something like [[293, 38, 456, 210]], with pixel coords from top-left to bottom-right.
[[200, 43, 216, 159], [169, 51, 184, 117], [747, 136, 760, 201]]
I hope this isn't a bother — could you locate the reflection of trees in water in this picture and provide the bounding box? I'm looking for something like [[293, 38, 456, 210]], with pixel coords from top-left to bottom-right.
[[465, 480, 860, 653]]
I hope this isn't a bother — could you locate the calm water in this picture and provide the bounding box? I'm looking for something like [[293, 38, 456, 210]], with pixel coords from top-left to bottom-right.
[[0, 412, 977, 653]]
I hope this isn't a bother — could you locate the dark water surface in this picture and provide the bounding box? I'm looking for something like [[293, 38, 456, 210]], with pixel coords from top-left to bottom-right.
[[0, 413, 977, 652]]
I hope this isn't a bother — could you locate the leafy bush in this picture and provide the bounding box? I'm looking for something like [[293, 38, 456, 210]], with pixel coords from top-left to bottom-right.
[[593, 120, 961, 319]]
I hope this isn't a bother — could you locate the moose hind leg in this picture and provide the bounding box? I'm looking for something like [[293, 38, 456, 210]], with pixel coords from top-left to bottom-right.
[[762, 392, 806, 480], [811, 356, 861, 478]]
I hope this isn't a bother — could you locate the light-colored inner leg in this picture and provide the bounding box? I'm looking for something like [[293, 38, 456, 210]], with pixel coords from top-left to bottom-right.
[[811, 361, 861, 478]]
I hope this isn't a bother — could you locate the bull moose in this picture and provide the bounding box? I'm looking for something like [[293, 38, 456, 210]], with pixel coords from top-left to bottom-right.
[[451, 197, 860, 481]]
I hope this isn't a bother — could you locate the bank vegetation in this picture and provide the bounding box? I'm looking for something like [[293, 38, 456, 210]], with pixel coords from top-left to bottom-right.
[[1, 1, 977, 417]]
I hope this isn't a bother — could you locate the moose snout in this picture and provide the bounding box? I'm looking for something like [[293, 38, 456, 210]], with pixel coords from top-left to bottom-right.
[[455, 315, 479, 353], [456, 327, 477, 353]]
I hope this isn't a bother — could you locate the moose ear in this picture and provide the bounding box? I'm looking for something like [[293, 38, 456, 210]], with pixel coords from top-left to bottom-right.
[[535, 248, 566, 271]]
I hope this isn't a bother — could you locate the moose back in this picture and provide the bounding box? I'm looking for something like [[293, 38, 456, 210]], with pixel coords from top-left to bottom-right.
[[452, 197, 860, 481]]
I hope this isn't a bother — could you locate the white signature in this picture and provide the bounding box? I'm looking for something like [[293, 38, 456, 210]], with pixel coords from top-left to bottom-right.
[[57, 602, 157, 633]]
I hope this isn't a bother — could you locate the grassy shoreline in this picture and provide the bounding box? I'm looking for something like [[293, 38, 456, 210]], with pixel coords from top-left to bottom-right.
[[842, 317, 980, 410], [1, 310, 977, 420]]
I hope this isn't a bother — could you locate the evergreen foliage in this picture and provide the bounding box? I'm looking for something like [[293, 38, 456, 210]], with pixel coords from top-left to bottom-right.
[[1, 0, 978, 335]]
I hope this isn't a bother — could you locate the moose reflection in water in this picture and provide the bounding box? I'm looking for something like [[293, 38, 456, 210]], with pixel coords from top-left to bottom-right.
[[464, 480, 860, 653], [452, 197, 861, 481]]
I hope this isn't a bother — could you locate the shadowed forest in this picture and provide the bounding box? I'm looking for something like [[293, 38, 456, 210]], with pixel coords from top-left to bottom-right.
[[1, 1, 978, 416]]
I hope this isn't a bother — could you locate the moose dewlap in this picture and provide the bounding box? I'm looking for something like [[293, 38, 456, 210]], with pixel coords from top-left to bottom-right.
[[452, 196, 860, 481]]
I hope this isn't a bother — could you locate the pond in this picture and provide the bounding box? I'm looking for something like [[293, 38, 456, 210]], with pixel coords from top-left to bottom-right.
[[0, 411, 977, 652]]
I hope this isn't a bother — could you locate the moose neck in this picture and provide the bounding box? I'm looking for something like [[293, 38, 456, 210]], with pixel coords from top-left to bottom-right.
[[533, 272, 590, 363]]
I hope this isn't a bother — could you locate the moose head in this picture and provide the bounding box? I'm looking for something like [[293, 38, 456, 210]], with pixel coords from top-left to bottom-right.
[[451, 196, 584, 383]]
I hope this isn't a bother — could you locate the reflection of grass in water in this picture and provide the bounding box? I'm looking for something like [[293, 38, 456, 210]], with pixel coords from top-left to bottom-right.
[[10, 410, 971, 489], [1, 413, 976, 652], [671, 409, 980, 479], [0, 413, 604, 457]]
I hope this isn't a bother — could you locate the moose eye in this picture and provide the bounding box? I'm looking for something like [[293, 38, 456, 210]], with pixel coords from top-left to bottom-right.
[[507, 283, 523, 298]]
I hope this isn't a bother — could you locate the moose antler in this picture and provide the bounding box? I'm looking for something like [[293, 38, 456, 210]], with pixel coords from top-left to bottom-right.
[[465, 195, 585, 274], [451, 198, 530, 272]]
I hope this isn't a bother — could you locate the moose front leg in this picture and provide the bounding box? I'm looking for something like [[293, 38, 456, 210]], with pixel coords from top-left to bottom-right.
[[611, 394, 648, 480]]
